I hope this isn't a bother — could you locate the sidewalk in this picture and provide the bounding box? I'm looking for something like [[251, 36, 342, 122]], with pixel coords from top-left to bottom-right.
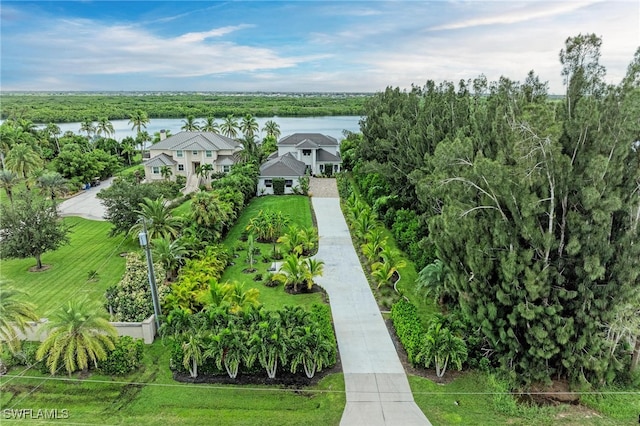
[[312, 190, 431, 425]]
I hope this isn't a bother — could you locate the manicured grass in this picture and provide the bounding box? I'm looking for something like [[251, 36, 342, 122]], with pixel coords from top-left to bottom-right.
[[0, 342, 346, 425], [410, 373, 634, 426], [0, 217, 138, 316], [221, 195, 323, 310]]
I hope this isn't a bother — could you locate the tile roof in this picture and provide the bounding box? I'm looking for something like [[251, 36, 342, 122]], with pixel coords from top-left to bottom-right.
[[316, 149, 341, 162], [278, 133, 338, 146], [144, 153, 177, 167], [260, 153, 307, 177], [150, 131, 241, 151]]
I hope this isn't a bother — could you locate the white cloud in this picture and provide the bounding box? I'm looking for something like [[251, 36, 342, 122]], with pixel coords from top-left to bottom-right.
[[176, 25, 254, 43]]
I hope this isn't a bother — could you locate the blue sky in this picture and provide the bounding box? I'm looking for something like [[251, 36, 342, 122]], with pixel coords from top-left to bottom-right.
[[1, 1, 638, 93]]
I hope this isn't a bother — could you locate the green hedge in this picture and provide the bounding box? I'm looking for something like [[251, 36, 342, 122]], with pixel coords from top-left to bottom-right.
[[390, 299, 425, 364], [100, 336, 144, 376], [273, 178, 285, 195]]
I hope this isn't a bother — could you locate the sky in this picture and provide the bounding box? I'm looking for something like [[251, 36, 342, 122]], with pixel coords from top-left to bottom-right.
[[1, 1, 638, 94]]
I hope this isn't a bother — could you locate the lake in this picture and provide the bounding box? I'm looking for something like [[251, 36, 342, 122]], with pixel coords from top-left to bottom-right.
[[53, 116, 363, 142]]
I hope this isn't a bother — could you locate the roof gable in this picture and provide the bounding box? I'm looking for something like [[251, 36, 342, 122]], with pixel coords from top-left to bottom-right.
[[260, 153, 307, 177], [144, 153, 177, 167], [278, 133, 338, 147], [150, 131, 240, 151]]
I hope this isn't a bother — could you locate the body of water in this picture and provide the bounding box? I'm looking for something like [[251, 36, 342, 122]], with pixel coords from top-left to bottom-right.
[[53, 116, 363, 142]]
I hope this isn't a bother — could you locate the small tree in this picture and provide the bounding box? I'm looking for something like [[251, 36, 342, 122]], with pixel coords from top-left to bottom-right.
[[0, 192, 70, 270], [415, 322, 468, 378]]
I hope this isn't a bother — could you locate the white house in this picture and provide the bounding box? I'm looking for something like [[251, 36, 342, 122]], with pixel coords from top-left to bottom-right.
[[275, 133, 342, 175], [257, 133, 342, 196], [143, 132, 242, 187]]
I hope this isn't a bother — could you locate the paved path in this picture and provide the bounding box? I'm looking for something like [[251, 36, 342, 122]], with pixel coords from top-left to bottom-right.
[[58, 177, 113, 221], [312, 183, 431, 426]]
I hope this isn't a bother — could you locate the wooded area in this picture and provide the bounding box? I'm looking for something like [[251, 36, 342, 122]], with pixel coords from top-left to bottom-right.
[[345, 34, 640, 386], [0, 93, 369, 123]]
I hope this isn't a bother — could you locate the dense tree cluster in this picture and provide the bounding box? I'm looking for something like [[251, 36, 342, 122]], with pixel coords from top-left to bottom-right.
[[349, 35, 640, 385], [0, 93, 368, 123]]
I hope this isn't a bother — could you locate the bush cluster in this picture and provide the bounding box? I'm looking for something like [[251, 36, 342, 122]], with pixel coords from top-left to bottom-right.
[[99, 336, 144, 376], [390, 300, 425, 364]]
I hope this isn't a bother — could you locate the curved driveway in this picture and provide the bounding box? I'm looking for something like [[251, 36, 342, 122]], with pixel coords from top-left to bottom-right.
[[58, 177, 113, 221], [311, 181, 431, 426]]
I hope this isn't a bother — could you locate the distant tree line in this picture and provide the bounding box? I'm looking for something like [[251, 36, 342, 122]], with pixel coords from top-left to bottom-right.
[[0, 93, 369, 123]]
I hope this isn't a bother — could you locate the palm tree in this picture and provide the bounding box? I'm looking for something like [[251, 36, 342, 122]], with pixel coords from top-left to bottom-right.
[[278, 254, 308, 293], [36, 298, 118, 375], [37, 172, 68, 205], [136, 131, 151, 158], [0, 170, 19, 206], [43, 123, 62, 155], [415, 322, 468, 378], [96, 117, 115, 139], [5, 143, 43, 180], [206, 325, 250, 379], [200, 163, 214, 183], [160, 165, 173, 181], [120, 137, 136, 166], [249, 313, 287, 378], [222, 281, 261, 315], [182, 332, 206, 378], [129, 110, 150, 157], [201, 117, 220, 133], [416, 259, 454, 306], [262, 120, 281, 140], [304, 258, 324, 290], [221, 115, 239, 138], [79, 119, 96, 139], [190, 191, 233, 241], [238, 135, 259, 164], [181, 116, 201, 132], [240, 114, 259, 139], [130, 197, 183, 241], [289, 324, 333, 378], [0, 285, 39, 375], [152, 237, 188, 281]]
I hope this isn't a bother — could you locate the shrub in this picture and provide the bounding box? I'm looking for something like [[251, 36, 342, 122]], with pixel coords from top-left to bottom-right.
[[390, 300, 424, 364], [175, 175, 187, 187], [100, 336, 144, 376], [272, 178, 285, 195]]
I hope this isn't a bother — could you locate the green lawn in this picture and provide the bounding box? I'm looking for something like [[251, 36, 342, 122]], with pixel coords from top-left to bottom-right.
[[0, 342, 346, 425], [0, 217, 138, 316], [220, 195, 323, 310]]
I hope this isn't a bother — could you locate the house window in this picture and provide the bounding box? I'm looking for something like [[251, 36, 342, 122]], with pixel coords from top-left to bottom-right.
[[302, 149, 312, 156], [178, 164, 185, 172], [265, 179, 272, 188], [152, 166, 160, 174], [192, 150, 198, 156], [176, 150, 183, 158], [206, 150, 213, 158], [285, 180, 293, 187], [223, 165, 231, 173]]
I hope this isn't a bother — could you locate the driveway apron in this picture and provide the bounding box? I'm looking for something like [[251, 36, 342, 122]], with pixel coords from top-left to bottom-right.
[[312, 184, 431, 426]]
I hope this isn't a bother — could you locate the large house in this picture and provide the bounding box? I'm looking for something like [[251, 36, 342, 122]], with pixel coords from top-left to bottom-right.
[[143, 132, 242, 187], [257, 133, 342, 195]]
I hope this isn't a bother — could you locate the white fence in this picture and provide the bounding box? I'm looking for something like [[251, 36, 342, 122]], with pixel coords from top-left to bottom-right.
[[13, 315, 157, 345]]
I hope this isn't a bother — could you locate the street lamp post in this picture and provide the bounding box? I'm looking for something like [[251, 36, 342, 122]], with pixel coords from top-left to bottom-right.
[[138, 218, 162, 331]]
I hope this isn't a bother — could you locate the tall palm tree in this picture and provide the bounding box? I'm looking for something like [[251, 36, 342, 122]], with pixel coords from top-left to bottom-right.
[[79, 119, 96, 139], [43, 123, 62, 155], [152, 237, 188, 281], [181, 116, 200, 132], [36, 298, 118, 375], [5, 143, 43, 180], [221, 115, 239, 138], [0, 170, 19, 206], [96, 117, 115, 139], [120, 137, 136, 166], [128, 110, 150, 135], [262, 120, 281, 140], [37, 171, 69, 205], [249, 314, 287, 379], [0, 285, 39, 375], [416, 322, 468, 378], [136, 131, 151, 158], [201, 117, 220, 133], [289, 323, 333, 378], [240, 114, 259, 139], [130, 197, 183, 241]]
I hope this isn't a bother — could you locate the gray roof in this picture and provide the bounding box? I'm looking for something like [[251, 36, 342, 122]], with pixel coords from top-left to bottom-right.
[[316, 149, 341, 162], [260, 153, 307, 177], [278, 133, 338, 146], [217, 155, 236, 166], [296, 139, 319, 149], [144, 153, 176, 167], [150, 131, 241, 151]]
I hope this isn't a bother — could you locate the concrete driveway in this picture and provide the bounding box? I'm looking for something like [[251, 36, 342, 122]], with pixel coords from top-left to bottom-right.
[[312, 185, 431, 425], [58, 177, 114, 221]]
